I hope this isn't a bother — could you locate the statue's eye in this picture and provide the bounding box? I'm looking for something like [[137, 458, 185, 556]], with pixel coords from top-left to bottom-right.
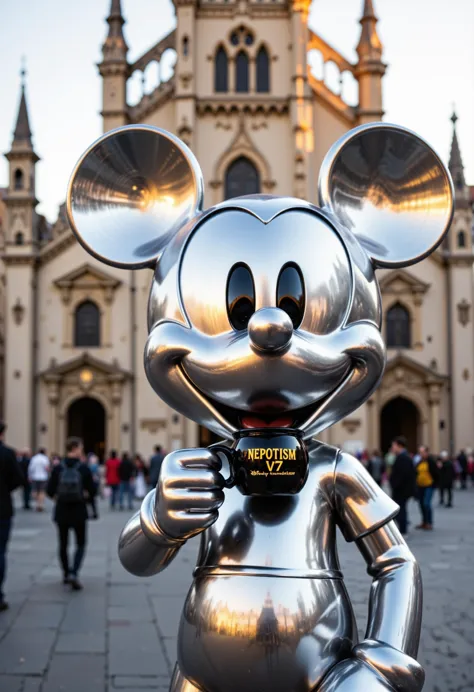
[[227, 264, 255, 330], [277, 264, 305, 329]]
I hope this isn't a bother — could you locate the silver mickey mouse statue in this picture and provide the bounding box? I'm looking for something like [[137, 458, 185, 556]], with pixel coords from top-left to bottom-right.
[[67, 122, 454, 692]]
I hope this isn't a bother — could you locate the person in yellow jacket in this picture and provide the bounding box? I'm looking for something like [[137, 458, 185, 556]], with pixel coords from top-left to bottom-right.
[[415, 445, 439, 530]]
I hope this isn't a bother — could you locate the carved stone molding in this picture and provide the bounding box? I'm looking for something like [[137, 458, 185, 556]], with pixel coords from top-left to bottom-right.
[[457, 299, 471, 327], [341, 419, 361, 434], [140, 419, 167, 434], [197, 98, 289, 116]]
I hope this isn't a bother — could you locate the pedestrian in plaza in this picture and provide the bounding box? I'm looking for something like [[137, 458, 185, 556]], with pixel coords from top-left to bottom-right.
[[457, 449, 468, 489], [118, 452, 135, 511], [438, 450, 455, 508], [415, 445, 438, 531], [367, 450, 385, 486], [47, 437, 96, 591], [389, 436, 416, 536], [133, 454, 148, 500], [28, 448, 50, 512], [17, 447, 31, 510], [105, 450, 121, 510], [0, 422, 24, 612], [148, 445, 165, 490], [468, 450, 474, 485], [87, 454, 100, 519]]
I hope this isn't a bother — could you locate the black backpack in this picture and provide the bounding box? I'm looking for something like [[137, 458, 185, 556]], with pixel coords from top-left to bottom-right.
[[57, 461, 83, 504]]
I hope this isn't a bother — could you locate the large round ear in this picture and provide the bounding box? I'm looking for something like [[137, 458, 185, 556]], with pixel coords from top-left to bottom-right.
[[66, 125, 204, 269], [318, 123, 454, 268]]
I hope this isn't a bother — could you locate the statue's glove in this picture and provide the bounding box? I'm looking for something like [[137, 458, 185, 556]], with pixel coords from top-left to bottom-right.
[[141, 449, 225, 544], [318, 641, 424, 692]]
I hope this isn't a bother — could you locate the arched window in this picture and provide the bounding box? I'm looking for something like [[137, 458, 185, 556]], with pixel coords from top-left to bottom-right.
[[225, 157, 260, 200], [74, 301, 101, 347], [214, 47, 228, 93], [182, 36, 189, 57], [386, 303, 411, 349], [458, 230, 466, 248], [14, 232, 24, 246], [256, 46, 270, 93], [14, 169, 24, 190], [235, 51, 249, 93]]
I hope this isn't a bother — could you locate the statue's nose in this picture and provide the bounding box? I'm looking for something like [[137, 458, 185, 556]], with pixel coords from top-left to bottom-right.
[[248, 308, 293, 352]]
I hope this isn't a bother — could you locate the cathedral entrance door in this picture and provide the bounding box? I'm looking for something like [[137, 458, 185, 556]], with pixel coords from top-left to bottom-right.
[[380, 396, 420, 455], [67, 397, 106, 460]]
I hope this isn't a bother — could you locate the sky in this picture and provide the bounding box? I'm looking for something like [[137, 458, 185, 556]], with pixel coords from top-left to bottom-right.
[[1, 0, 473, 223]]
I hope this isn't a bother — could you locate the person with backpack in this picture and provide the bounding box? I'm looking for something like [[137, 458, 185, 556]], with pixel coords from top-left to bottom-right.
[[47, 437, 96, 591]]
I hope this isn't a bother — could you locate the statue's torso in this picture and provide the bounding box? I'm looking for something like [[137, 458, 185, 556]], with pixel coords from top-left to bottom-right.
[[178, 443, 357, 692]]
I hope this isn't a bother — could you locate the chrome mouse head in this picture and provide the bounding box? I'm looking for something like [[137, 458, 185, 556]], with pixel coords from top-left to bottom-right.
[[67, 123, 454, 440]]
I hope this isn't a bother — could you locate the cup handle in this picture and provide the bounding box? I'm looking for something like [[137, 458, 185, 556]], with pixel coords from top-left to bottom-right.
[[209, 443, 235, 489]]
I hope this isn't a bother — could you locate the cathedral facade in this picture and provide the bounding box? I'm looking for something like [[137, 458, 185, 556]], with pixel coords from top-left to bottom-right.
[[1, 0, 473, 458]]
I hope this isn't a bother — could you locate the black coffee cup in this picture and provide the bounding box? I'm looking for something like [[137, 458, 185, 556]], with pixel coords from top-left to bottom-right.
[[212, 428, 308, 496]]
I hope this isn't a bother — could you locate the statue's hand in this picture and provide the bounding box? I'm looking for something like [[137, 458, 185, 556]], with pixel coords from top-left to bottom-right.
[[317, 658, 394, 691], [155, 448, 225, 542], [318, 641, 424, 692]]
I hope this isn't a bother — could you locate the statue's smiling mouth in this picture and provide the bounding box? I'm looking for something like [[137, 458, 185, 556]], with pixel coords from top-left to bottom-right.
[[176, 361, 353, 434]]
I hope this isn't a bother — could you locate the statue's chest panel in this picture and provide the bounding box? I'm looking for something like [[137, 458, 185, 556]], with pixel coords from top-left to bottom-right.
[[195, 458, 340, 576]]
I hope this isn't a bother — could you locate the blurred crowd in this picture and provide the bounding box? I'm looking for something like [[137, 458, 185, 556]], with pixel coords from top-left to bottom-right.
[[356, 439, 471, 534], [14, 445, 166, 515]]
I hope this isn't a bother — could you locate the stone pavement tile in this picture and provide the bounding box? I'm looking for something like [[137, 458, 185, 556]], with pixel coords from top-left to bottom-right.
[[109, 586, 149, 607], [0, 603, 23, 633], [55, 631, 106, 654], [108, 605, 155, 624], [111, 676, 171, 688], [162, 638, 177, 667], [108, 623, 168, 677], [150, 596, 183, 639], [60, 596, 106, 633], [42, 653, 105, 692], [23, 679, 42, 692], [0, 629, 56, 674], [14, 602, 64, 630], [0, 675, 22, 692]]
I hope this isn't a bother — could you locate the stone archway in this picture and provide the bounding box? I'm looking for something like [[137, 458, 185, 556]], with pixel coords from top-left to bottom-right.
[[380, 396, 420, 454], [67, 397, 106, 460]]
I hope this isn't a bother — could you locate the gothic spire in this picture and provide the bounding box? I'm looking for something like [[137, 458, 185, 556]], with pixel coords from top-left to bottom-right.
[[449, 109, 466, 190], [101, 0, 128, 63], [356, 0, 383, 63], [12, 65, 33, 147]]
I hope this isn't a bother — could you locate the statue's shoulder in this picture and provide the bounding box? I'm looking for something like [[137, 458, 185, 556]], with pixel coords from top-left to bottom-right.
[[307, 439, 339, 467]]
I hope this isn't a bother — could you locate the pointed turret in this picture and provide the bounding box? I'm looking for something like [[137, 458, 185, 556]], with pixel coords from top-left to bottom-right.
[[102, 0, 128, 60], [98, 0, 129, 132], [449, 110, 467, 195], [13, 81, 32, 146], [356, 0, 383, 62], [355, 0, 386, 124]]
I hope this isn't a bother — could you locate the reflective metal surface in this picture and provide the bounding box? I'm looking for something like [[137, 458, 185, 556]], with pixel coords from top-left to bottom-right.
[[117, 444, 424, 691], [319, 122, 454, 268], [66, 125, 203, 268], [67, 122, 447, 692], [248, 307, 293, 352]]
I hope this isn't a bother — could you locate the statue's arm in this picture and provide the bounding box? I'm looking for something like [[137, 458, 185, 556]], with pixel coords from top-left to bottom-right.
[[118, 490, 185, 577], [118, 448, 224, 578], [328, 451, 424, 692], [352, 521, 424, 691]]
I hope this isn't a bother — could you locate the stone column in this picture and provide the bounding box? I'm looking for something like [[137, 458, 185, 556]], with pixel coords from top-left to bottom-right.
[[428, 383, 441, 454], [47, 376, 60, 455], [111, 377, 123, 452]]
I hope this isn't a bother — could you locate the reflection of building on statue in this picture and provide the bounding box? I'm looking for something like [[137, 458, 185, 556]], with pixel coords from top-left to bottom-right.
[[1, 0, 473, 456]]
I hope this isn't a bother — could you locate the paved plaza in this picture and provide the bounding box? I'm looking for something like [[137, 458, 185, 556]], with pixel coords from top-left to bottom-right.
[[0, 486, 473, 692]]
